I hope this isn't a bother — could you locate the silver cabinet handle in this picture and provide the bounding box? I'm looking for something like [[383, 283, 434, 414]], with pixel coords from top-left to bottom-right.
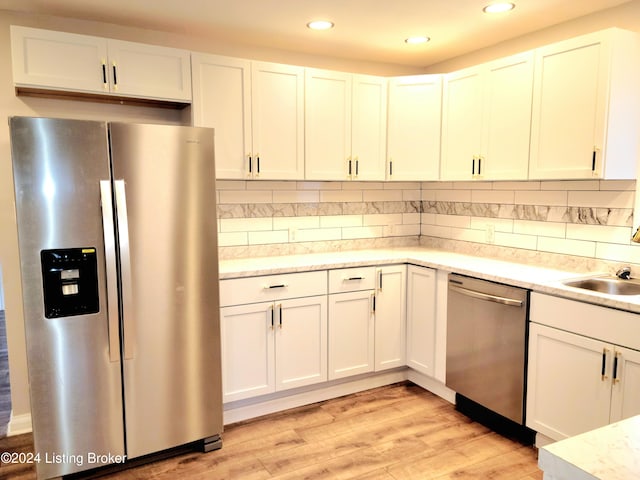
[[449, 285, 523, 307], [100, 180, 120, 363], [114, 180, 135, 360]]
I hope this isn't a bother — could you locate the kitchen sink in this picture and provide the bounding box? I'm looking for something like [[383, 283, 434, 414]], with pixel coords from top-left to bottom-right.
[[562, 276, 640, 295]]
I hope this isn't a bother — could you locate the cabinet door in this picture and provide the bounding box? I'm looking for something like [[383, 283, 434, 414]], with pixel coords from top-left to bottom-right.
[[529, 33, 608, 179], [610, 346, 640, 423], [305, 69, 352, 180], [108, 39, 191, 101], [275, 296, 327, 391], [220, 302, 275, 402], [11, 26, 108, 94], [482, 52, 534, 180], [526, 323, 612, 440], [441, 66, 483, 180], [374, 266, 406, 371], [387, 75, 442, 181], [191, 53, 252, 179], [351, 74, 387, 181], [406, 266, 437, 377], [328, 291, 375, 380], [252, 62, 304, 179]]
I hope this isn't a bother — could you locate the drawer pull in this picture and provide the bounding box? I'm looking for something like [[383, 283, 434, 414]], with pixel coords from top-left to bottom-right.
[[270, 305, 275, 330], [265, 284, 288, 289], [613, 352, 621, 384], [601, 348, 609, 381], [344, 276, 364, 281]]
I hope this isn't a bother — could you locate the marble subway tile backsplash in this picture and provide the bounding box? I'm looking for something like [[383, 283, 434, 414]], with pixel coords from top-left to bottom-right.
[[216, 178, 640, 264], [216, 180, 422, 254], [421, 179, 640, 264]]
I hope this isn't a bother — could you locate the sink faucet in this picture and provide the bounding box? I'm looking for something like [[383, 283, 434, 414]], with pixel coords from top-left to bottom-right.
[[616, 266, 632, 280]]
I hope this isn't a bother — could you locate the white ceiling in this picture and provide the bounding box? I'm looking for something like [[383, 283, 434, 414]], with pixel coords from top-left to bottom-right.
[[2, 0, 634, 67]]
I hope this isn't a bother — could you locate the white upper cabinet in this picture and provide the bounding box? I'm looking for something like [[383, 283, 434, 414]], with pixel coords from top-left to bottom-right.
[[252, 62, 305, 180], [11, 26, 191, 102], [529, 28, 640, 180], [441, 67, 484, 180], [483, 53, 535, 180], [192, 55, 304, 179], [387, 75, 442, 181], [305, 69, 387, 180], [351, 75, 388, 180], [191, 54, 252, 179], [441, 51, 533, 181]]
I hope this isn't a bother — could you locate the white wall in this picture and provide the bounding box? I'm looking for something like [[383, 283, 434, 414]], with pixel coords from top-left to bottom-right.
[[424, 0, 640, 73]]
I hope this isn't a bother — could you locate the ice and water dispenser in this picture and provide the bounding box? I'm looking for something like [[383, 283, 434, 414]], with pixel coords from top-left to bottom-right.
[[41, 248, 99, 318]]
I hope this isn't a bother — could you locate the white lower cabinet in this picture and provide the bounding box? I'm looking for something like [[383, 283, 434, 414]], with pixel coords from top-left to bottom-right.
[[220, 301, 275, 402], [527, 323, 613, 439], [220, 271, 327, 403], [610, 346, 640, 423], [328, 290, 375, 379], [405, 265, 437, 377], [222, 264, 409, 404], [274, 296, 328, 391], [221, 296, 327, 403], [327, 265, 406, 380], [328, 267, 376, 379], [374, 265, 407, 370], [526, 293, 640, 441]]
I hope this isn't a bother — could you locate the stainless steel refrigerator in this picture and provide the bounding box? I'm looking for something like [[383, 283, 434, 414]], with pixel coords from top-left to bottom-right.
[[9, 116, 223, 479]]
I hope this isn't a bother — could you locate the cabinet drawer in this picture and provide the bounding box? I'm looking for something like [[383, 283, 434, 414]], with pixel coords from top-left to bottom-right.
[[530, 292, 639, 350], [220, 271, 327, 306], [329, 267, 377, 293]]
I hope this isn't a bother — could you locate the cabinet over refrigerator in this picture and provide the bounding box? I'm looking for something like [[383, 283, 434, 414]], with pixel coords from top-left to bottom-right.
[[9, 117, 223, 479]]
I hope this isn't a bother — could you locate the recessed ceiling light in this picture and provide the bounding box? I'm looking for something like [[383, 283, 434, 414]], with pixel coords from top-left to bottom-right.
[[483, 2, 516, 14], [405, 36, 430, 45], [307, 20, 335, 31]]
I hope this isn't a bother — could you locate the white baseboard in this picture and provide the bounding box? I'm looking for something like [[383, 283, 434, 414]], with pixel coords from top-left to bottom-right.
[[535, 432, 556, 448], [8, 412, 32, 436], [223, 369, 408, 425], [6, 370, 456, 435], [222, 367, 457, 425], [407, 369, 456, 404]]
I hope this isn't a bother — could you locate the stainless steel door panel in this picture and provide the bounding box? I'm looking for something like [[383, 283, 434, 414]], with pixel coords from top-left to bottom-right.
[[446, 274, 528, 424], [109, 123, 222, 458], [10, 117, 125, 478]]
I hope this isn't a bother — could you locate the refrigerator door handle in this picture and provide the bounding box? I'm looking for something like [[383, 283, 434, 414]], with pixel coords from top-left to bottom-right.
[[100, 180, 121, 363], [114, 179, 135, 360]]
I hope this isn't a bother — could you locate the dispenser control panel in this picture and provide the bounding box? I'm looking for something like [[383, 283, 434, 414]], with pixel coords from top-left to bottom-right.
[[41, 248, 99, 318]]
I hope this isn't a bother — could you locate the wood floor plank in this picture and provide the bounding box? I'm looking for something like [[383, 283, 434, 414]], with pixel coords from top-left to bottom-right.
[[432, 447, 541, 480], [386, 431, 524, 480], [0, 382, 543, 480]]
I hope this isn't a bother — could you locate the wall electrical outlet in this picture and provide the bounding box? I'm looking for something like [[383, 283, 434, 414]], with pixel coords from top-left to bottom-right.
[[289, 227, 297, 242], [485, 224, 495, 244]]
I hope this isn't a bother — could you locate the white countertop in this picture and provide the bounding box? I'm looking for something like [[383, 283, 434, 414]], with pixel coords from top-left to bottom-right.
[[219, 246, 640, 313], [539, 415, 640, 480]]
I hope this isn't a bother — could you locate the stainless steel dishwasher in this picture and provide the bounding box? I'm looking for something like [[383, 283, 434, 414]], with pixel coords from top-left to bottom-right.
[[446, 273, 532, 440]]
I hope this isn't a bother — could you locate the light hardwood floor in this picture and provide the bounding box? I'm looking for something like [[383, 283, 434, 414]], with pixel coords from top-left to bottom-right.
[[0, 382, 543, 479]]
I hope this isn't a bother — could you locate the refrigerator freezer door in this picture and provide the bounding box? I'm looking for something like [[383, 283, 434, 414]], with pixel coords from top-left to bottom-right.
[[109, 123, 222, 459], [10, 117, 125, 478]]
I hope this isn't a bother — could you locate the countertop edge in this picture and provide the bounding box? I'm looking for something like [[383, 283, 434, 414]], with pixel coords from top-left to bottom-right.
[[218, 247, 640, 314]]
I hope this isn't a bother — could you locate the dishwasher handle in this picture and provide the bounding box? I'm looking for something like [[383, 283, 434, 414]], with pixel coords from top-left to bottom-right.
[[449, 284, 523, 307]]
